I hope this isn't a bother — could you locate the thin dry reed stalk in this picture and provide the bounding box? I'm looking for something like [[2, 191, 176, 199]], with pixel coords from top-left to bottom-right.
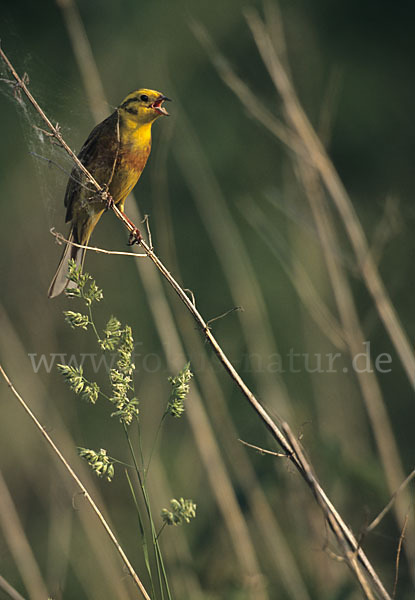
[[0, 575, 26, 600]]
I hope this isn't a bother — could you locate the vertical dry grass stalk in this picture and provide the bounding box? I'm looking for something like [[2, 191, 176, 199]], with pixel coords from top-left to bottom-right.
[[245, 9, 415, 391], [393, 515, 409, 599], [0, 45, 394, 599], [192, 11, 415, 391]]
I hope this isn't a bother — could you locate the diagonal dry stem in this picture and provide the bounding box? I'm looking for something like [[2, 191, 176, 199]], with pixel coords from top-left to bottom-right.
[[0, 45, 392, 600], [50, 228, 147, 257], [0, 574, 26, 600], [241, 5, 415, 577], [0, 365, 151, 600], [296, 160, 415, 574]]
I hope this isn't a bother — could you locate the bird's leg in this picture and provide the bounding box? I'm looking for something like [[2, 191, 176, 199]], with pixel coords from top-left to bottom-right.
[[128, 226, 142, 246], [119, 211, 142, 245], [103, 186, 142, 244]]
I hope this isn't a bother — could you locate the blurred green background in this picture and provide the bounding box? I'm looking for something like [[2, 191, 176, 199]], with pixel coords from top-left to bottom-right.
[[1, 1, 415, 599]]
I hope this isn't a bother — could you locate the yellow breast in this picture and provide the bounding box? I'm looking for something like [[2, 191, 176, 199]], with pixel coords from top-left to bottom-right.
[[109, 120, 152, 208]]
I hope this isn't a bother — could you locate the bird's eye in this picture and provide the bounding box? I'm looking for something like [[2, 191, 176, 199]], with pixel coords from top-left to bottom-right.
[[140, 94, 149, 102]]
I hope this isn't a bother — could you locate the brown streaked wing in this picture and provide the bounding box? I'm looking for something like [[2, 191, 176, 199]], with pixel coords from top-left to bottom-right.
[[64, 111, 119, 222]]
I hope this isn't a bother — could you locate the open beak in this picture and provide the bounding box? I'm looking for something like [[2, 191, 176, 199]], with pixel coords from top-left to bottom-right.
[[152, 95, 171, 116]]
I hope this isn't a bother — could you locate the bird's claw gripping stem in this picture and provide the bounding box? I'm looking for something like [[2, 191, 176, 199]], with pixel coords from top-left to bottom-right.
[[106, 196, 142, 245], [128, 228, 142, 245], [104, 192, 114, 211]]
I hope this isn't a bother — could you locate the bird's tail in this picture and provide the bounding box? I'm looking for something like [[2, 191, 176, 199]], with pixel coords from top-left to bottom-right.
[[48, 228, 86, 298]]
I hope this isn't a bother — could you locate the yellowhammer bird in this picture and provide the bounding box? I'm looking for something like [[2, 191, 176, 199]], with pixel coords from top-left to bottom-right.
[[48, 88, 170, 298]]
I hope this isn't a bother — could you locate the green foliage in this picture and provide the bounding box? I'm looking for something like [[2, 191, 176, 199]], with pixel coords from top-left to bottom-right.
[[167, 362, 193, 418], [161, 498, 197, 526], [109, 325, 139, 425], [100, 315, 122, 351], [57, 364, 100, 403], [81, 381, 100, 405], [109, 378, 139, 425], [115, 325, 134, 375], [65, 259, 97, 298], [84, 280, 104, 305], [64, 310, 90, 330], [57, 265, 195, 598], [59, 266, 140, 424], [78, 447, 115, 482]]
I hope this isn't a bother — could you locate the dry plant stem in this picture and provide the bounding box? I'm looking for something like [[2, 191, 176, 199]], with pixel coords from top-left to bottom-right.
[[116, 215, 391, 600], [393, 515, 408, 599], [149, 114, 309, 596], [350, 554, 377, 600], [244, 9, 415, 389], [149, 100, 303, 595], [368, 469, 415, 533], [281, 424, 376, 600], [297, 161, 415, 570], [240, 200, 347, 350], [257, 4, 415, 572], [0, 48, 101, 194], [0, 305, 135, 600], [0, 574, 26, 600], [238, 439, 287, 457], [50, 228, 147, 258], [1, 47, 391, 600], [0, 365, 151, 600], [173, 116, 295, 417]]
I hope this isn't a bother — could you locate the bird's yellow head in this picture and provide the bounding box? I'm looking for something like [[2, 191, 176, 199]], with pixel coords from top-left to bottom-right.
[[118, 88, 171, 125]]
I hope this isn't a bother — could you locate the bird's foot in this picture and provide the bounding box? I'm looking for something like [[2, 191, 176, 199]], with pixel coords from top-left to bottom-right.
[[128, 227, 142, 245], [104, 194, 114, 211]]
